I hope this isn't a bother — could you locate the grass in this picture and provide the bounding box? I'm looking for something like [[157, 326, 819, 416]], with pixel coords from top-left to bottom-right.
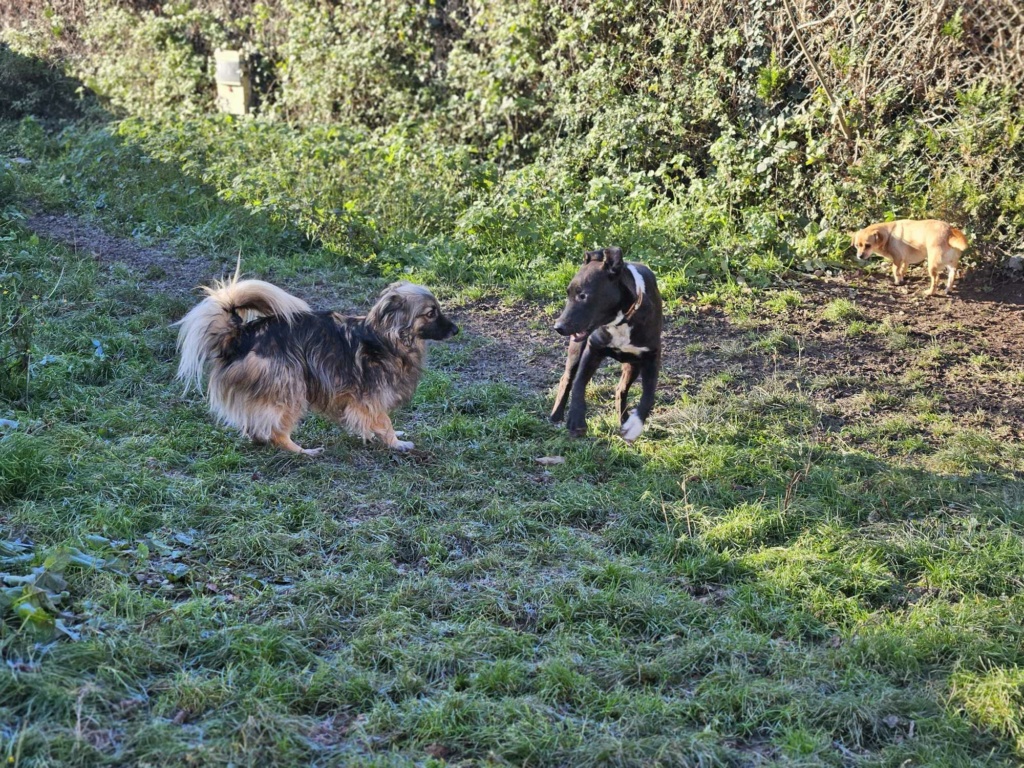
[[2, 118, 1024, 767], [763, 289, 802, 315], [820, 298, 865, 324]]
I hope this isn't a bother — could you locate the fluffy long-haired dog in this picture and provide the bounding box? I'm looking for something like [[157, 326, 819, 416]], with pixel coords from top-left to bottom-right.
[[175, 273, 458, 455]]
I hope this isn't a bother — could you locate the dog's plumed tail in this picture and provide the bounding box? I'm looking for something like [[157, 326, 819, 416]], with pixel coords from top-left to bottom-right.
[[175, 276, 311, 392], [949, 227, 968, 251]]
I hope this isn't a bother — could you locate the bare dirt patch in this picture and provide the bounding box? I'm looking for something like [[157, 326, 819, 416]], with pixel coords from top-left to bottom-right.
[[457, 269, 1024, 439], [24, 211, 223, 298], [785, 270, 1024, 439], [446, 297, 566, 392]]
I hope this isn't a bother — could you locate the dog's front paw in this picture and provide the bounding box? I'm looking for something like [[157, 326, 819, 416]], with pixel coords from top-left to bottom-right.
[[550, 409, 565, 424], [392, 440, 415, 452], [620, 411, 644, 443], [302, 446, 325, 457], [565, 413, 588, 437]]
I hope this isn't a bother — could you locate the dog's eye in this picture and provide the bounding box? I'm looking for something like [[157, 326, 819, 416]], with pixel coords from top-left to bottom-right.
[[576, 292, 587, 302], [425, 308, 438, 319]]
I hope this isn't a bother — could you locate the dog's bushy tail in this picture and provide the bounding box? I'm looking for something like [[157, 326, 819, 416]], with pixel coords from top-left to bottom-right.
[[175, 276, 311, 392], [949, 227, 969, 251]]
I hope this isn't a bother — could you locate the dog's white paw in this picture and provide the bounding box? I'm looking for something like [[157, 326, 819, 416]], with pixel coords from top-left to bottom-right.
[[302, 446, 325, 457], [620, 411, 644, 443], [393, 440, 415, 452], [394, 430, 406, 438]]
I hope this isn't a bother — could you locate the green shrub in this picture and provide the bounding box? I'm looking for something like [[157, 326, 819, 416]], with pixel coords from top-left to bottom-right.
[[2, 0, 1022, 285], [78, 4, 219, 118]]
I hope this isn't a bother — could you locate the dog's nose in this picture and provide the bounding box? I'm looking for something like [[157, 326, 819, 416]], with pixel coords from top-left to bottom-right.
[[449, 324, 460, 337], [553, 321, 568, 336]]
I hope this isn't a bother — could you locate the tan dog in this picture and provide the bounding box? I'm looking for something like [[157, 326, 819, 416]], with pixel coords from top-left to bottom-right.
[[851, 219, 968, 296]]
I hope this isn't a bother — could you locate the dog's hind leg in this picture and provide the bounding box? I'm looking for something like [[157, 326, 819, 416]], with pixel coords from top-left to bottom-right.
[[925, 261, 941, 296], [270, 431, 323, 456], [615, 363, 640, 424], [620, 354, 659, 444], [551, 337, 585, 423], [267, 403, 322, 456]]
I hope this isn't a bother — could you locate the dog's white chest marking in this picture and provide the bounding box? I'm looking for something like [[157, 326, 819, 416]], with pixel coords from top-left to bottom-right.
[[602, 314, 649, 355]]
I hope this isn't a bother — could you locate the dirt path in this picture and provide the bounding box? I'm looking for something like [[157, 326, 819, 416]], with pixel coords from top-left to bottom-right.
[[25, 212, 220, 298], [25, 211, 1024, 438]]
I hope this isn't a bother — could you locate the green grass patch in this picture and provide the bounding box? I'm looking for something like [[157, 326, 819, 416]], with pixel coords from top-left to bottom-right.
[[1, 113, 1023, 767], [820, 298, 865, 324]]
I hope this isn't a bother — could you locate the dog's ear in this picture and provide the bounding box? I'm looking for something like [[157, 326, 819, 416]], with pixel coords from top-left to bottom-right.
[[584, 249, 603, 264], [602, 247, 624, 276], [367, 286, 410, 338]]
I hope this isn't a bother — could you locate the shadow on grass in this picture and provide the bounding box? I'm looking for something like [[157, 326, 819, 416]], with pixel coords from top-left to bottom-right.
[[0, 43, 98, 122]]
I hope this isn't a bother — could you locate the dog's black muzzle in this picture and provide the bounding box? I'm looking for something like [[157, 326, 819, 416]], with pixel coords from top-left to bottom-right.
[[553, 310, 587, 337], [423, 317, 459, 340], [554, 315, 594, 343]]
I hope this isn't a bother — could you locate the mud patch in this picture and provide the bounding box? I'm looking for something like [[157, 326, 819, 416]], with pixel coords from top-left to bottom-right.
[[787, 270, 1024, 439], [447, 298, 566, 392], [24, 212, 225, 298]]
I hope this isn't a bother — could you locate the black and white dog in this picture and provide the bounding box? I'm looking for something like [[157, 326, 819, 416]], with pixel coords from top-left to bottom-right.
[[550, 247, 663, 443]]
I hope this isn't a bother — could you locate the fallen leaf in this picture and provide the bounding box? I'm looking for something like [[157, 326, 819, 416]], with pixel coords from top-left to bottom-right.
[[54, 619, 81, 641], [161, 562, 191, 582]]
